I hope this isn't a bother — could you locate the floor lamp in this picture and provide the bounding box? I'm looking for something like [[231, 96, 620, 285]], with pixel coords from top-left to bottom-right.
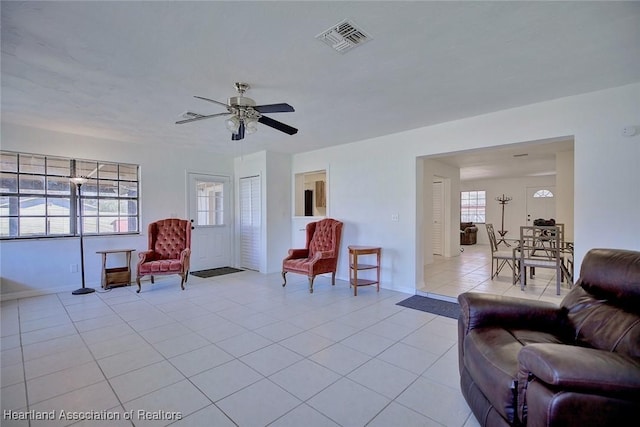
[[70, 176, 95, 295]]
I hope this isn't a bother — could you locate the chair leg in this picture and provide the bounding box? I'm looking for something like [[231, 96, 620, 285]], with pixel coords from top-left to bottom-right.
[[331, 272, 336, 286], [495, 259, 506, 277], [136, 277, 142, 293], [151, 276, 154, 284], [180, 274, 186, 290], [282, 271, 287, 287], [308, 276, 314, 293]]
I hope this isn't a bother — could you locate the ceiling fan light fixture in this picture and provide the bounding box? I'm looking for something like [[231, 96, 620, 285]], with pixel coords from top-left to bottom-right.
[[225, 116, 240, 133], [178, 82, 297, 140]]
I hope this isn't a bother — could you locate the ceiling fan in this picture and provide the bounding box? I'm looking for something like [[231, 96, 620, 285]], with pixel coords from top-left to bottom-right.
[[176, 82, 298, 141]]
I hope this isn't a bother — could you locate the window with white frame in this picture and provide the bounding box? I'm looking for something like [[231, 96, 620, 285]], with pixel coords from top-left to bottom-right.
[[533, 189, 554, 198], [461, 190, 486, 223], [0, 151, 139, 239], [196, 181, 224, 226]]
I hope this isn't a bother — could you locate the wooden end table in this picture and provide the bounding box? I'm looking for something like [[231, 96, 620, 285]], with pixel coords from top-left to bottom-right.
[[348, 245, 381, 296], [96, 249, 135, 289]]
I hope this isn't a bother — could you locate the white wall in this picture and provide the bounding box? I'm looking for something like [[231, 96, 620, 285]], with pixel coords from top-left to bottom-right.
[[556, 151, 575, 241], [1, 124, 235, 299], [265, 151, 292, 273], [292, 83, 640, 294], [292, 134, 420, 295]]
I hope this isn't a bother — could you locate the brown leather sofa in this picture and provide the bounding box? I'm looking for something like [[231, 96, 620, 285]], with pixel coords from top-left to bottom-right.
[[458, 248, 640, 427], [460, 222, 478, 245]]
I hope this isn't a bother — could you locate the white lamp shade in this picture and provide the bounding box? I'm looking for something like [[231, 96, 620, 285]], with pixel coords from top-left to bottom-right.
[[70, 176, 88, 185], [225, 116, 240, 133], [245, 119, 258, 134]]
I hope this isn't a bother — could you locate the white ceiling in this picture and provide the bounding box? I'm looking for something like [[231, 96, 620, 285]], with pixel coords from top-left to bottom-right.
[[2, 1, 639, 179]]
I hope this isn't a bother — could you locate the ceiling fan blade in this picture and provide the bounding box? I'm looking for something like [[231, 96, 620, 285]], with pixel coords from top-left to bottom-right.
[[232, 121, 245, 140], [254, 103, 295, 113], [175, 112, 230, 124], [258, 115, 298, 135], [194, 96, 229, 108]]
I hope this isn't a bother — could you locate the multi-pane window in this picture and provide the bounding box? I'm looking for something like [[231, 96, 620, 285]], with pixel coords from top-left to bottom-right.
[[0, 151, 139, 239], [196, 181, 224, 226], [461, 190, 486, 223]]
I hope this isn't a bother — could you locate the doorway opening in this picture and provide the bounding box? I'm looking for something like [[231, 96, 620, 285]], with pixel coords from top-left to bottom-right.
[[417, 136, 574, 300]]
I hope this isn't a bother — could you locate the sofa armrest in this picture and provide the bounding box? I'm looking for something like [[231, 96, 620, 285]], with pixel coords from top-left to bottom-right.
[[458, 292, 561, 334], [518, 343, 640, 397]]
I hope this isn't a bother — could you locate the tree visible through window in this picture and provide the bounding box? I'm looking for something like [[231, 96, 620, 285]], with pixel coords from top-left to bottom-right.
[[461, 190, 486, 223], [0, 151, 139, 238]]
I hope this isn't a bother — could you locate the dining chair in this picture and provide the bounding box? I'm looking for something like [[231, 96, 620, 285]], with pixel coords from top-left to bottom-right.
[[486, 223, 515, 279], [515, 225, 569, 295]]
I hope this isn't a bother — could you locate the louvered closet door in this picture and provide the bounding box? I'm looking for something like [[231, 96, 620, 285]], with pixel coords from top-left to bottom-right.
[[239, 176, 261, 271]]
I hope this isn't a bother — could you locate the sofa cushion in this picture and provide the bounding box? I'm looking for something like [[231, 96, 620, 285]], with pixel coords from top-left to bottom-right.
[[464, 327, 563, 423]]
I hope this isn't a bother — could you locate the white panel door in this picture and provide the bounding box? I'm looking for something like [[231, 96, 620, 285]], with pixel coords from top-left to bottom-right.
[[432, 181, 444, 255], [239, 176, 261, 271], [188, 173, 231, 271]]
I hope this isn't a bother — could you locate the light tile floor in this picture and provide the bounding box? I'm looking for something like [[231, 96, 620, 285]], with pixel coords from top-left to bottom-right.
[[1, 246, 571, 427], [3, 270, 480, 427], [419, 244, 570, 305]]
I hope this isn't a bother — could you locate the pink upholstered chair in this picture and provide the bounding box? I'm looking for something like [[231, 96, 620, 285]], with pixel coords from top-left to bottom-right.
[[282, 218, 343, 293], [136, 218, 191, 293]]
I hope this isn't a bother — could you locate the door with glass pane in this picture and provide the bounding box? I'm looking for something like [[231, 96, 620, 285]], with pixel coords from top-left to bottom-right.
[[526, 186, 556, 225], [188, 173, 231, 271]]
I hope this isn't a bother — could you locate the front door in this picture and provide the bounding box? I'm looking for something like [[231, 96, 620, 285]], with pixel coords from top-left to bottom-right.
[[526, 186, 556, 225], [187, 173, 232, 271]]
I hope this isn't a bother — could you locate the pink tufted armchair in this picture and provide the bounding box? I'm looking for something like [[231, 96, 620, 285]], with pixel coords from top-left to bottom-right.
[[282, 218, 343, 293], [136, 218, 191, 293]]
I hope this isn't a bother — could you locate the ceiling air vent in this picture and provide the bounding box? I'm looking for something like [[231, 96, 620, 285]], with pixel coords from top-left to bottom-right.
[[316, 19, 371, 53]]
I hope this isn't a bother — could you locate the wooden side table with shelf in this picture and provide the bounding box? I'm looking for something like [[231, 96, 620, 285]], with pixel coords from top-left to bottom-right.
[[348, 245, 381, 296], [96, 249, 135, 289]]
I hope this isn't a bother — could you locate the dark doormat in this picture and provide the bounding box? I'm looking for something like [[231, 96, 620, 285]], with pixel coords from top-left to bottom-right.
[[396, 295, 460, 319], [190, 267, 244, 278]]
